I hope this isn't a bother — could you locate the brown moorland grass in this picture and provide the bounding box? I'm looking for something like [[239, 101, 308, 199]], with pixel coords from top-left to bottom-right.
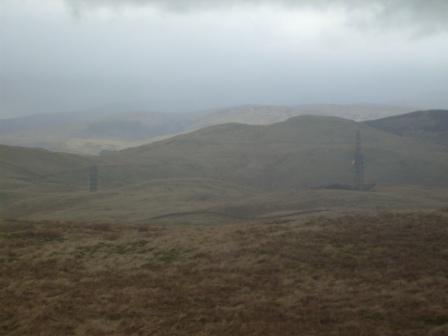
[[1, 212, 448, 336]]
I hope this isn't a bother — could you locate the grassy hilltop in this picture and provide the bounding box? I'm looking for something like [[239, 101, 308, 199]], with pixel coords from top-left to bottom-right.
[[2, 211, 448, 335]]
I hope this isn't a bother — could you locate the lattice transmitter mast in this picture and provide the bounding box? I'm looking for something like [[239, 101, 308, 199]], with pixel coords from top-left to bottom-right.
[[89, 165, 98, 192], [353, 131, 364, 191]]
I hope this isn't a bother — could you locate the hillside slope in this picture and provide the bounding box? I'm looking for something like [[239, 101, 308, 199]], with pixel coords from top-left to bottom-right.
[[3, 116, 448, 223], [1, 178, 260, 224], [104, 115, 448, 190], [0, 144, 92, 190], [366, 110, 448, 146]]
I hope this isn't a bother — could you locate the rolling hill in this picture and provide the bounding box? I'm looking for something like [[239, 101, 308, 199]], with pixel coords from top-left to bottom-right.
[[2, 114, 448, 223], [366, 109, 448, 146], [0, 144, 91, 187], [0, 144, 93, 216], [104, 115, 448, 190], [0, 104, 413, 155]]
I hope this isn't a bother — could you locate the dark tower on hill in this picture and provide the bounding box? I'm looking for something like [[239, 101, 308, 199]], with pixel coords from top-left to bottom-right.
[[89, 165, 98, 192], [353, 131, 364, 191]]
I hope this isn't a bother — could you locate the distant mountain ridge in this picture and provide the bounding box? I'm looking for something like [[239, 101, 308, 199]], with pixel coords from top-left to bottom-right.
[[3, 112, 447, 192], [366, 110, 448, 146], [0, 111, 196, 154], [193, 104, 413, 129], [0, 104, 414, 155]]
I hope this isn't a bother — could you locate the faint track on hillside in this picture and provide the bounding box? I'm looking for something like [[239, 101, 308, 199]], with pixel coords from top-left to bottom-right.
[[148, 208, 329, 221]]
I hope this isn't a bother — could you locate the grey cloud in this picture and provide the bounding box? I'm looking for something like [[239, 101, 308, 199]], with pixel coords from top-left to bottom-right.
[[66, 0, 448, 34], [1, 0, 447, 118]]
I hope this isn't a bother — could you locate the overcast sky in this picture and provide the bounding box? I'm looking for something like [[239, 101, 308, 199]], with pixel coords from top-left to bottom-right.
[[1, 0, 447, 118]]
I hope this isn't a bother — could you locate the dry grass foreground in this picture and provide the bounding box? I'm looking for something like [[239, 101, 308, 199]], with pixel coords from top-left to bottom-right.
[[1, 212, 448, 336]]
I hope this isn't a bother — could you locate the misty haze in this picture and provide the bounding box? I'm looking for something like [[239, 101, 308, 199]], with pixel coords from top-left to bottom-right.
[[1, 1, 448, 335]]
